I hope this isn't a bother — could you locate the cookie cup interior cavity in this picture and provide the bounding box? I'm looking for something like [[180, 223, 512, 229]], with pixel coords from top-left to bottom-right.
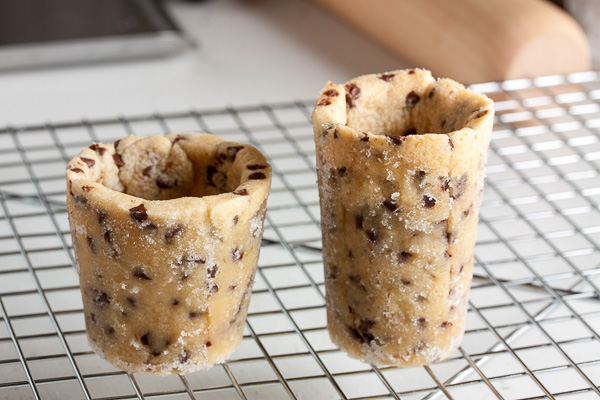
[[66, 133, 271, 375], [313, 69, 493, 367]]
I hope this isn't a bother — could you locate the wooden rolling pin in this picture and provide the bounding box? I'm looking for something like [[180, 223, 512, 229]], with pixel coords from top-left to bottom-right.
[[310, 0, 591, 83]]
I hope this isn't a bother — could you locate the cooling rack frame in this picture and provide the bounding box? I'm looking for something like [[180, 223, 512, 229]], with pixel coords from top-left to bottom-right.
[[0, 71, 599, 400]]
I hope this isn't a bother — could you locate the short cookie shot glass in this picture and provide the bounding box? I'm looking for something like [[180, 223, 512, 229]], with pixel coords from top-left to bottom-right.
[[313, 69, 494, 367], [66, 133, 271, 375]]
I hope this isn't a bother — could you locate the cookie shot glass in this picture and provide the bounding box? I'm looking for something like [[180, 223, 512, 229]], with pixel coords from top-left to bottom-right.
[[66, 133, 271, 375], [313, 69, 494, 367]]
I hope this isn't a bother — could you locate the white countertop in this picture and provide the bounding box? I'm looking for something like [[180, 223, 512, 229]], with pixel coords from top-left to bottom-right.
[[0, 0, 409, 127]]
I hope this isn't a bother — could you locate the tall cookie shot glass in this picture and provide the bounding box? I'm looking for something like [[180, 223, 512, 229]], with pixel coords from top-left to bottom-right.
[[66, 133, 271, 375], [313, 69, 494, 367]]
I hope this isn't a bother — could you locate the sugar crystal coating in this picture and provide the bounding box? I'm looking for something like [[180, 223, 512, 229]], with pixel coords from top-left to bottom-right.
[[312, 69, 494, 367], [66, 133, 271, 375]]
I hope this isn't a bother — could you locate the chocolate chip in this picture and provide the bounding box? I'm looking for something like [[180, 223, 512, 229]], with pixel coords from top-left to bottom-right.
[[126, 296, 136, 306], [415, 170, 426, 182], [164, 225, 183, 244], [173, 135, 185, 144], [327, 265, 338, 280], [474, 109, 489, 119], [80, 157, 95, 168], [226, 145, 244, 162], [417, 317, 428, 329], [423, 195, 436, 208], [103, 230, 113, 243], [206, 341, 212, 347], [349, 319, 376, 343], [398, 251, 412, 263], [112, 153, 125, 167], [248, 172, 266, 180], [82, 185, 94, 192], [367, 228, 378, 243], [338, 166, 347, 176], [441, 321, 453, 329], [404, 128, 417, 136], [408, 69, 416, 75], [70, 168, 84, 174], [360, 132, 370, 142], [179, 255, 206, 265], [181, 350, 190, 363], [209, 285, 219, 294], [141, 333, 150, 346], [75, 195, 88, 207], [345, 83, 361, 109], [405, 91, 420, 109], [156, 175, 176, 189], [133, 269, 152, 280], [388, 135, 405, 145], [207, 265, 218, 279], [233, 188, 249, 196], [463, 204, 473, 217], [98, 211, 107, 224], [189, 311, 205, 319], [87, 236, 95, 253], [206, 165, 217, 186], [334, 128, 339, 139], [92, 290, 110, 307], [171, 298, 180, 306], [444, 251, 451, 259], [318, 98, 332, 106], [106, 326, 115, 335], [383, 199, 398, 213], [459, 265, 465, 273], [401, 278, 411, 286], [324, 89, 339, 97], [414, 341, 428, 353], [451, 174, 468, 199], [232, 248, 243, 261], [355, 215, 363, 229], [233, 215, 239, 225], [247, 164, 267, 170], [129, 204, 148, 222], [446, 231, 453, 243], [89, 144, 107, 156], [114, 139, 121, 149], [379, 73, 395, 82], [428, 87, 436, 99], [440, 177, 450, 191]]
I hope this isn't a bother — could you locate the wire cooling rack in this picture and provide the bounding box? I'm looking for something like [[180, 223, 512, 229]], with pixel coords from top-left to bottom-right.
[[1, 72, 600, 400]]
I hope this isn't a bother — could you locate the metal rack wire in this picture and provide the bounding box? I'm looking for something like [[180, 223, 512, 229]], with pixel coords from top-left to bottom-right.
[[1, 71, 599, 399]]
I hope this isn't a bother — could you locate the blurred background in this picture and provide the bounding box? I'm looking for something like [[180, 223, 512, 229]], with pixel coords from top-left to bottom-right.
[[0, 0, 597, 126]]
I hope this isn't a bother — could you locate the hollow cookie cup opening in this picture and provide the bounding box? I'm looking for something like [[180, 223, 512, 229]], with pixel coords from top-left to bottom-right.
[[313, 69, 494, 366], [66, 133, 271, 375]]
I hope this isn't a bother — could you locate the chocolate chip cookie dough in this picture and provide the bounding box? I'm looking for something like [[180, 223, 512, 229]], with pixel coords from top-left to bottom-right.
[[66, 133, 271, 375], [312, 69, 494, 367]]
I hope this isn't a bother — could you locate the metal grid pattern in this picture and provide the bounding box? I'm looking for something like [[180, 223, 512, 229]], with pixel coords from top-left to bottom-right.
[[1, 71, 600, 400]]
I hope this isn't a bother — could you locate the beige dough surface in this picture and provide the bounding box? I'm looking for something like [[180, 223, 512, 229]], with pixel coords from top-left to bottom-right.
[[66, 133, 271, 375], [312, 69, 494, 366]]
